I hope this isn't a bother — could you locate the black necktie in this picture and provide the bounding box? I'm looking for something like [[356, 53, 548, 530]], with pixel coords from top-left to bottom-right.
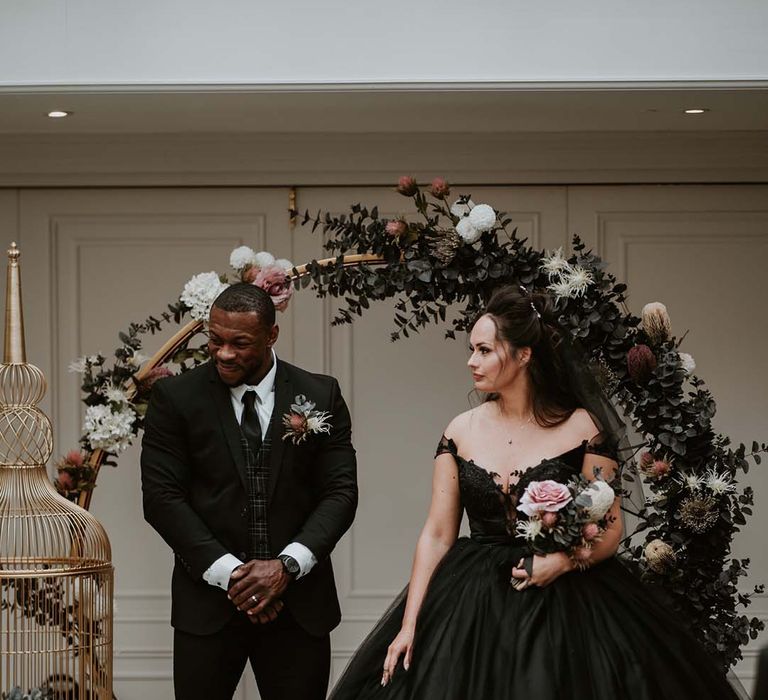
[[241, 390, 263, 452]]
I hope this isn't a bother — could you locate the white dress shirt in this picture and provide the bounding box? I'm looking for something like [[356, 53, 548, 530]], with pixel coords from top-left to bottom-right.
[[202, 350, 318, 590]]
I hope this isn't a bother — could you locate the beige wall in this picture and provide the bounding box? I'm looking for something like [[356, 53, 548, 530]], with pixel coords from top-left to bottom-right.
[[1, 183, 766, 698]]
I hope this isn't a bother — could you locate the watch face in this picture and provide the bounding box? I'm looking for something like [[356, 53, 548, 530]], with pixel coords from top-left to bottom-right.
[[281, 555, 299, 575]]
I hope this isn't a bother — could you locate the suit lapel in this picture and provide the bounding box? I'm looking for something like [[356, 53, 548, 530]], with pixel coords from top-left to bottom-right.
[[207, 362, 249, 491], [268, 359, 292, 503]]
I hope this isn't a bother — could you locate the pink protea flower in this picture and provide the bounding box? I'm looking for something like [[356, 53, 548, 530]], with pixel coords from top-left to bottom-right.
[[385, 220, 408, 237], [65, 450, 85, 467], [541, 511, 559, 529], [396, 176, 418, 197], [252, 265, 294, 312], [430, 177, 450, 198], [288, 413, 307, 433], [638, 451, 655, 472], [57, 471, 75, 491], [652, 459, 671, 478], [582, 522, 600, 541], [137, 366, 174, 396], [627, 344, 657, 384], [517, 480, 572, 517]]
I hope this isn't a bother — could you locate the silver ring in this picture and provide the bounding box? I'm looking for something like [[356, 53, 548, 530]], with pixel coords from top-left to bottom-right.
[[251, 594, 259, 603]]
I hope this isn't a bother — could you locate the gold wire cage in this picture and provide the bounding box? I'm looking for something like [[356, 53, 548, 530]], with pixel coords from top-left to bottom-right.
[[0, 244, 113, 697]]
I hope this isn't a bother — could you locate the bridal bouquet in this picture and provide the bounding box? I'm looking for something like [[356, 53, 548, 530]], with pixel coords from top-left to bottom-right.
[[515, 475, 616, 566]]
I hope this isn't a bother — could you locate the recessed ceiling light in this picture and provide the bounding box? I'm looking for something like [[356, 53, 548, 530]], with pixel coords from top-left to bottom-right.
[[47, 110, 72, 118], [684, 108, 708, 114]]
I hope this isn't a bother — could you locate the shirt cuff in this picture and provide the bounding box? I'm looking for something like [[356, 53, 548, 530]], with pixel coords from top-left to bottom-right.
[[202, 553, 244, 591], [279, 542, 317, 580]]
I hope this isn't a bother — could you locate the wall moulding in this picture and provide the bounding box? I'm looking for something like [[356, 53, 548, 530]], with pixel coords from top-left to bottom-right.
[[0, 131, 767, 187]]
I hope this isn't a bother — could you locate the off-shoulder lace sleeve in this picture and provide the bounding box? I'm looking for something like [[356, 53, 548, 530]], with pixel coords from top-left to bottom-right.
[[585, 431, 619, 461], [583, 432, 621, 482], [435, 434, 458, 459]]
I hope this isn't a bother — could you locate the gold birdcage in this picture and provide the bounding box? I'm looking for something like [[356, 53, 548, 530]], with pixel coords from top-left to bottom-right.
[[0, 243, 113, 697]]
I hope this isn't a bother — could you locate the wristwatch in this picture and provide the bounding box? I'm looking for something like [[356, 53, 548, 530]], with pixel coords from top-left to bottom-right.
[[278, 554, 300, 578]]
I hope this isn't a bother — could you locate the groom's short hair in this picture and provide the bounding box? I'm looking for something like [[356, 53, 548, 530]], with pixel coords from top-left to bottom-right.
[[212, 283, 276, 327]]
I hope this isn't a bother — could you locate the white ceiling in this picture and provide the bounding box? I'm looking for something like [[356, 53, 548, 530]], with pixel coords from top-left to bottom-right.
[[0, 87, 767, 134]]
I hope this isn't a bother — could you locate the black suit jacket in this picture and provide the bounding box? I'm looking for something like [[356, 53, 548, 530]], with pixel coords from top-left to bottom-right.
[[140, 358, 358, 637]]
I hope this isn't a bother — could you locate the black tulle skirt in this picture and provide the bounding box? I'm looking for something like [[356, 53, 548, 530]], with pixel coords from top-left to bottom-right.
[[330, 537, 740, 700]]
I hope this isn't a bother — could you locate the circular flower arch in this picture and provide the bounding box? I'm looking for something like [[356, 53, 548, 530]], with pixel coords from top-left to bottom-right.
[[61, 177, 765, 670]]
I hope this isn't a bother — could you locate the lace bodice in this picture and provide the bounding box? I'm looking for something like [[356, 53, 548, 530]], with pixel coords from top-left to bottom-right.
[[435, 435, 612, 542]]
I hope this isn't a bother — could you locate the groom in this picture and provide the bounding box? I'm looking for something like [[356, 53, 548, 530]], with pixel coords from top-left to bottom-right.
[[141, 282, 358, 700]]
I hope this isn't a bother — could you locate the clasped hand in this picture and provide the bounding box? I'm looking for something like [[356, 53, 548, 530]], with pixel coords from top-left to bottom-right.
[[510, 551, 574, 590], [228, 559, 290, 624]]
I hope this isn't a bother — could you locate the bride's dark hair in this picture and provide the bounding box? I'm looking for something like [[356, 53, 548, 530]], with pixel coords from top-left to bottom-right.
[[481, 285, 578, 427]]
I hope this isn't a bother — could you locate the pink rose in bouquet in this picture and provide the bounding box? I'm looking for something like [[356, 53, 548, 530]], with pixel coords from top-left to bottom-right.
[[517, 480, 572, 517]]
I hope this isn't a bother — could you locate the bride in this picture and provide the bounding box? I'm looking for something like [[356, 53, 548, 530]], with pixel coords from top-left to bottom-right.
[[329, 285, 739, 700]]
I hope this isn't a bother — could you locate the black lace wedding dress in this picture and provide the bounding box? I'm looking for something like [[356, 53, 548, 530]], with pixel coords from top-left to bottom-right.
[[329, 436, 739, 700]]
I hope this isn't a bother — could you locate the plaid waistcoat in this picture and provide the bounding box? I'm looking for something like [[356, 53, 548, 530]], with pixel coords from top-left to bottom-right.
[[240, 419, 273, 561]]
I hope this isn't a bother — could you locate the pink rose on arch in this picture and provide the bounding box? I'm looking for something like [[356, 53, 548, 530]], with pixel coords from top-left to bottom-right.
[[250, 264, 294, 311], [517, 480, 573, 518]]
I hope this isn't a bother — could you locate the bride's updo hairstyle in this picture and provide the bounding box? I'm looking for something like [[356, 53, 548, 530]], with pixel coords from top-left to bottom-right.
[[482, 285, 578, 427]]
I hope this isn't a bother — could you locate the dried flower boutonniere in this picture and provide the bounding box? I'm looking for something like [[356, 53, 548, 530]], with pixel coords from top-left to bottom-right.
[[282, 394, 333, 444]]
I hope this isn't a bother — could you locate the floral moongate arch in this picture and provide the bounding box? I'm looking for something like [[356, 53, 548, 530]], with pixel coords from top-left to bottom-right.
[[61, 177, 765, 671]]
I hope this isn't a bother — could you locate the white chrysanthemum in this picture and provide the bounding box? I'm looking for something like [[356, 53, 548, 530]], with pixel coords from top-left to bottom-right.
[[580, 480, 616, 519], [679, 352, 696, 374], [450, 199, 475, 218], [677, 473, 704, 492], [540, 247, 571, 279], [103, 386, 129, 404], [455, 217, 481, 244], [180, 272, 229, 321], [253, 251, 276, 269], [68, 357, 88, 373], [548, 279, 573, 300], [515, 518, 543, 541], [274, 258, 295, 272], [562, 265, 594, 297], [306, 413, 332, 435], [468, 203, 497, 232], [229, 245, 258, 271], [704, 467, 736, 495], [83, 404, 136, 453]]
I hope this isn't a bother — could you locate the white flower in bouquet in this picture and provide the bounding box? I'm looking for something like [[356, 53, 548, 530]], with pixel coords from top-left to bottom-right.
[[679, 352, 696, 375], [83, 404, 136, 453], [180, 271, 229, 321], [103, 386, 129, 404], [253, 251, 276, 269], [540, 247, 571, 279], [576, 480, 615, 519], [450, 199, 475, 218], [468, 204, 497, 232], [274, 258, 295, 272], [455, 217, 482, 244], [515, 518, 543, 541], [229, 245, 258, 272], [704, 467, 735, 495]]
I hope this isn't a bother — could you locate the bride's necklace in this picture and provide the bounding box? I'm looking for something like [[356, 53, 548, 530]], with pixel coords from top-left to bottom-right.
[[500, 410, 535, 445]]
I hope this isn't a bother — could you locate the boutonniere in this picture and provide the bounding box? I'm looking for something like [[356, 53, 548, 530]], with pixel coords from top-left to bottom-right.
[[282, 394, 333, 444]]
